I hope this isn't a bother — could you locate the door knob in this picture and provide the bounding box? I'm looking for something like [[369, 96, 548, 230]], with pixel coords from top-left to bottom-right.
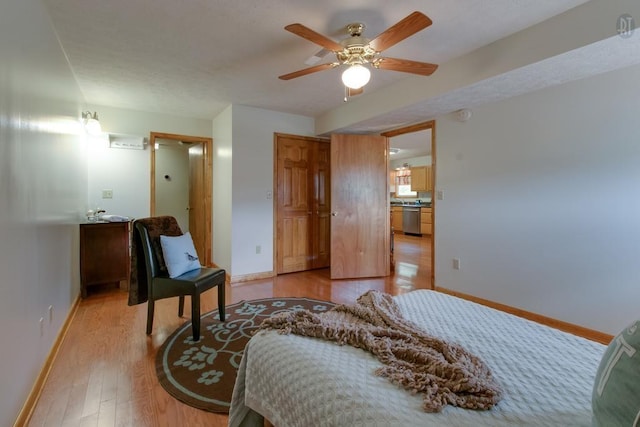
[[331, 212, 338, 216]]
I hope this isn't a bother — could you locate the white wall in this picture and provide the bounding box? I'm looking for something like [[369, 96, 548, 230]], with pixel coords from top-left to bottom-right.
[[228, 105, 314, 278], [86, 105, 212, 221], [435, 63, 640, 335], [0, 0, 86, 424], [212, 106, 233, 271]]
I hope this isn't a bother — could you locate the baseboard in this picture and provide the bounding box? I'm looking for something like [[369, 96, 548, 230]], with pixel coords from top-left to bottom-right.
[[435, 286, 613, 345], [230, 271, 275, 285], [13, 295, 81, 427]]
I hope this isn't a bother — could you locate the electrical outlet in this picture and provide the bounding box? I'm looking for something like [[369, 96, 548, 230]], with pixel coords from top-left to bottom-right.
[[453, 258, 461, 270], [266, 191, 272, 200], [437, 190, 444, 200], [39, 318, 44, 336], [49, 305, 53, 323], [256, 245, 261, 254], [102, 189, 113, 199]]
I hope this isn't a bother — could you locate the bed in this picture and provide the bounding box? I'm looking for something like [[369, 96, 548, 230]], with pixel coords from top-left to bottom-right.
[[229, 290, 606, 427]]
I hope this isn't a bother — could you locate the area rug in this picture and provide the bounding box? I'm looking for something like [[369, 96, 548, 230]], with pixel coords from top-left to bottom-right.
[[155, 297, 336, 413]]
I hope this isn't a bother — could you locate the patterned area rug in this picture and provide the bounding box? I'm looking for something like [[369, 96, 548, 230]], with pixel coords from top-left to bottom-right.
[[155, 297, 336, 413]]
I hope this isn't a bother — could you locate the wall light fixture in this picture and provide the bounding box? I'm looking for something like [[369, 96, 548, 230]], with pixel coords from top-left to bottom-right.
[[82, 111, 102, 135]]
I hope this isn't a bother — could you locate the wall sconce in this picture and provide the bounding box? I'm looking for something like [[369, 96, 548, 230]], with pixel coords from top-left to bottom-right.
[[341, 64, 371, 89], [82, 111, 102, 135]]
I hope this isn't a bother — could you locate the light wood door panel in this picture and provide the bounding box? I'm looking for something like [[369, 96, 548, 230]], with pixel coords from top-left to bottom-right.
[[189, 144, 207, 264], [281, 216, 310, 272], [276, 134, 331, 274], [312, 142, 331, 269], [330, 134, 390, 279], [277, 137, 312, 273]]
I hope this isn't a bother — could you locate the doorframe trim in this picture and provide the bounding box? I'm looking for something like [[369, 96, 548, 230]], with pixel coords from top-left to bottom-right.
[[381, 120, 436, 289], [149, 131, 213, 266]]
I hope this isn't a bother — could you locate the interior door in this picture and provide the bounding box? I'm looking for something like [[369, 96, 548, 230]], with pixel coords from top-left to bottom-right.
[[312, 141, 331, 269], [188, 143, 208, 265], [277, 135, 312, 273], [330, 134, 390, 279], [276, 134, 331, 274]]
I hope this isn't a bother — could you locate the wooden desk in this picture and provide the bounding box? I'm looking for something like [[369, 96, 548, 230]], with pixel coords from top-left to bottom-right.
[[80, 221, 130, 298]]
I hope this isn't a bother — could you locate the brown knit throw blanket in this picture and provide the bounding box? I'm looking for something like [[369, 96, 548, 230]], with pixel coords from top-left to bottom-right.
[[257, 290, 502, 412]]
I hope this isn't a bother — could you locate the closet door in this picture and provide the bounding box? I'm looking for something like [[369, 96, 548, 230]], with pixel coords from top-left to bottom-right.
[[276, 134, 330, 274], [311, 141, 330, 269]]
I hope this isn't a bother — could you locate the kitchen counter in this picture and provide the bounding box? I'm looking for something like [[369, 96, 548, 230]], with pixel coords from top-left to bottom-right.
[[390, 202, 431, 208]]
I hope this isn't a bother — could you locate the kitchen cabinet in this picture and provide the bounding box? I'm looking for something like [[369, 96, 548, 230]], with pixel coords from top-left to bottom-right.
[[389, 170, 397, 194], [80, 221, 130, 298], [392, 206, 404, 233], [410, 165, 433, 192], [420, 207, 432, 235]]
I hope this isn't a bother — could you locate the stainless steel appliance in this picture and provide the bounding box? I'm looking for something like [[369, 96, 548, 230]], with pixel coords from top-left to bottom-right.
[[402, 207, 421, 234]]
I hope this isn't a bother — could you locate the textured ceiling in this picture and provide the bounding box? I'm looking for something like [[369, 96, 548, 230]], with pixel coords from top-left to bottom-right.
[[44, 0, 592, 124]]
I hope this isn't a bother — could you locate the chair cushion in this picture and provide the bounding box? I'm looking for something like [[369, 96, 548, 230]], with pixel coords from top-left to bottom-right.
[[160, 232, 201, 278]]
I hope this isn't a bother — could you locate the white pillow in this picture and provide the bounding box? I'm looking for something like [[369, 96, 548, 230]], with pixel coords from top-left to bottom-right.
[[160, 232, 201, 278]]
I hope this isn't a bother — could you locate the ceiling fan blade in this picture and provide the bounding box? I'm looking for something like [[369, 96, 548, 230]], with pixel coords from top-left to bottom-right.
[[374, 57, 438, 76], [369, 11, 432, 52], [285, 23, 344, 52], [279, 62, 338, 80]]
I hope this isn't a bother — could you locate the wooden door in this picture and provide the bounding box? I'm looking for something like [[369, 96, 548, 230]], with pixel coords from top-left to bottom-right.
[[277, 136, 312, 273], [276, 134, 330, 274], [312, 141, 331, 269], [330, 134, 390, 279], [188, 143, 207, 265]]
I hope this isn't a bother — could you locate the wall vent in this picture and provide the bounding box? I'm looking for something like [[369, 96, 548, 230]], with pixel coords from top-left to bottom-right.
[[109, 133, 147, 150]]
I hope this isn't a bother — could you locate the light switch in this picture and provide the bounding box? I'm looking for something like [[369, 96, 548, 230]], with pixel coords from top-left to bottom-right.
[[436, 190, 444, 200], [102, 189, 113, 199]]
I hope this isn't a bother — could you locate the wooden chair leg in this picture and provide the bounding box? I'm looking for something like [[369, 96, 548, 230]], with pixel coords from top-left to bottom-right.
[[191, 293, 201, 341], [146, 300, 155, 335], [218, 283, 225, 321], [178, 295, 185, 317]]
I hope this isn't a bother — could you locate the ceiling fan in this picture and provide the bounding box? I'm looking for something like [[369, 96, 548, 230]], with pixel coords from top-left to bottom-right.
[[279, 11, 438, 96]]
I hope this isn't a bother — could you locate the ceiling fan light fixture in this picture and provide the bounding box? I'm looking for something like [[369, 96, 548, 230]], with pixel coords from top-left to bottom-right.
[[341, 64, 371, 89]]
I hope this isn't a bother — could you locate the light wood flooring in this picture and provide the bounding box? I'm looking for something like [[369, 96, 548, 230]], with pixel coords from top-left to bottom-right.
[[27, 233, 431, 427]]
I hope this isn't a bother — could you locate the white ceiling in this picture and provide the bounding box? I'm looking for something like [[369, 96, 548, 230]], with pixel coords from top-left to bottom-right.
[[43, 0, 640, 159], [43, 0, 591, 118]]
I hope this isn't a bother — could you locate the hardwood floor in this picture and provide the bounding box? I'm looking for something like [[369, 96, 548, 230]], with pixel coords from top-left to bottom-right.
[[27, 233, 431, 427]]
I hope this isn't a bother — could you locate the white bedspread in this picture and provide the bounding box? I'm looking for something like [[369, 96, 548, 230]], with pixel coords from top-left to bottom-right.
[[229, 290, 606, 427]]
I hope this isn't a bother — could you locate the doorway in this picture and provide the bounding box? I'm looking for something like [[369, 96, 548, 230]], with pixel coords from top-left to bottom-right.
[[381, 120, 436, 289], [149, 132, 213, 266]]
